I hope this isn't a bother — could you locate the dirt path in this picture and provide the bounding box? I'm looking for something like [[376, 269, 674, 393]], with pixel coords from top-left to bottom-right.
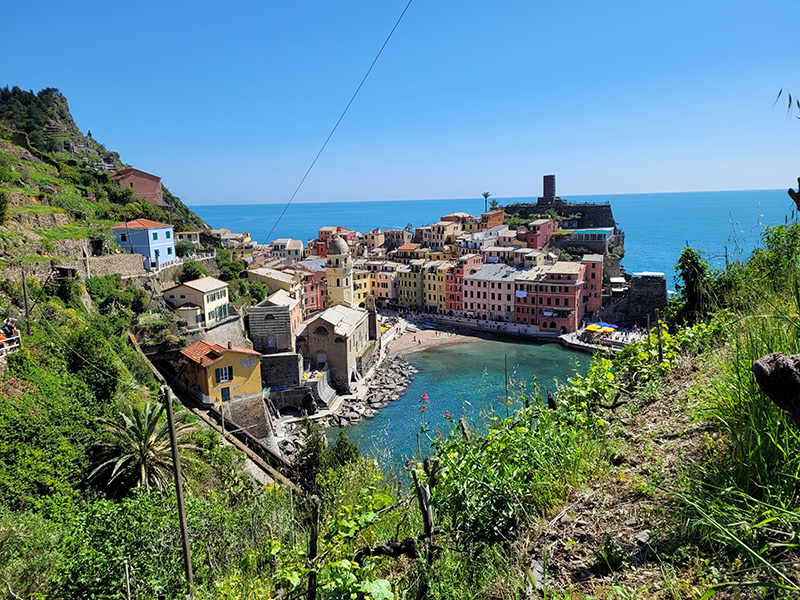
[[523, 355, 718, 596]]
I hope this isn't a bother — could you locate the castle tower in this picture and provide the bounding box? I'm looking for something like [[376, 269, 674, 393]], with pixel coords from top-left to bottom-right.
[[537, 174, 565, 206], [325, 235, 354, 307]]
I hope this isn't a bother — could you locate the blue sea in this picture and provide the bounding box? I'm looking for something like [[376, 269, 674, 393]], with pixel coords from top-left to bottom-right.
[[190, 189, 794, 459], [192, 188, 793, 286]]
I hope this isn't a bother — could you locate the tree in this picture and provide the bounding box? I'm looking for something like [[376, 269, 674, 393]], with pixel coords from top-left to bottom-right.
[[489, 198, 499, 209], [482, 191, 492, 213], [90, 399, 197, 493], [174, 240, 195, 258], [404, 222, 413, 232], [178, 260, 208, 283]]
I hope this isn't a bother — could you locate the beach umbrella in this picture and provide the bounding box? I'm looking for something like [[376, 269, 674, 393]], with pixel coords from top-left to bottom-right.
[[600, 327, 616, 334], [585, 324, 601, 332], [596, 322, 618, 329]]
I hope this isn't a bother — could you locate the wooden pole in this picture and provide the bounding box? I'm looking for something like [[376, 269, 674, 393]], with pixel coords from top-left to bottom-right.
[[20, 263, 31, 336], [124, 559, 131, 600], [655, 309, 663, 364], [307, 495, 321, 600], [505, 354, 509, 418], [164, 387, 194, 598]]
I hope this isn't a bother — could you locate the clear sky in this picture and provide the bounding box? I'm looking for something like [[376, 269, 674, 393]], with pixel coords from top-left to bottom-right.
[[4, 0, 800, 205]]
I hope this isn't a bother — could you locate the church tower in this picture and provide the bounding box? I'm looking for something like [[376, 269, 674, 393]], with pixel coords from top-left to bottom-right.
[[325, 235, 354, 307]]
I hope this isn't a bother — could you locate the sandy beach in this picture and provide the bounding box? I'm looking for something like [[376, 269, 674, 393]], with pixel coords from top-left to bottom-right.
[[387, 324, 475, 356]]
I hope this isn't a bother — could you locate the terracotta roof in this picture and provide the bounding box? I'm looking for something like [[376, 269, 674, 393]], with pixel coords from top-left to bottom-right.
[[112, 218, 171, 230], [397, 243, 420, 251], [180, 340, 261, 368], [110, 167, 160, 179]]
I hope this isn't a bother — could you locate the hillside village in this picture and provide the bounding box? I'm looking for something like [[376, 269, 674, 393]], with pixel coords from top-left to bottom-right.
[[3, 88, 800, 599]]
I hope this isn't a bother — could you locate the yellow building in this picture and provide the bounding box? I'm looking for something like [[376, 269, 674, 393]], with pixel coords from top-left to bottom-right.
[[397, 260, 424, 308], [229, 246, 255, 262], [431, 221, 463, 251], [422, 260, 450, 313], [179, 340, 263, 404], [353, 269, 372, 306]]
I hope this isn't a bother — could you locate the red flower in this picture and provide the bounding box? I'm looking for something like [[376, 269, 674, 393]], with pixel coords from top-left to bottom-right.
[[444, 410, 452, 418], [421, 393, 429, 400], [435, 430, 441, 436], [420, 406, 427, 412]]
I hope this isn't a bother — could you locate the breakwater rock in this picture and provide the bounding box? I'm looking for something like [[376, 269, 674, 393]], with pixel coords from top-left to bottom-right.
[[325, 355, 418, 428], [275, 356, 418, 461]]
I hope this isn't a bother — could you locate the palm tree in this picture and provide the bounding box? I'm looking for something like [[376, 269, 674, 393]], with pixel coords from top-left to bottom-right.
[[91, 399, 198, 492], [482, 191, 492, 213], [489, 198, 499, 209]]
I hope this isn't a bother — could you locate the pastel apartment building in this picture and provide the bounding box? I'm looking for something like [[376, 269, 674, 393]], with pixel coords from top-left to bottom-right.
[[446, 253, 483, 314], [111, 218, 175, 271], [163, 276, 231, 327], [518, 219, 558, 249], [463, 263, 518, 322], [514, 261, 587, 333]]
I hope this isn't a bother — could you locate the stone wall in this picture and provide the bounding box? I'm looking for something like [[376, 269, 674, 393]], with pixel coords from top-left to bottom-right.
[[261, 352, 302, 388], [221, 394, 272, 441], [594, 275, 668, 326], [506, 202, 617, 228]]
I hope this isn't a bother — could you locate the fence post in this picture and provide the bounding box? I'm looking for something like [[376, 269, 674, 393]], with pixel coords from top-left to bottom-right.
[[307, 495, 321, 600]]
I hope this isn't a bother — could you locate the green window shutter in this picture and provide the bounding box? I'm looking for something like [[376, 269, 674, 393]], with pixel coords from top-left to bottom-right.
[[166, 231, 171, 238], [153, 232, 158, 240], [215, 368, 220, 383]]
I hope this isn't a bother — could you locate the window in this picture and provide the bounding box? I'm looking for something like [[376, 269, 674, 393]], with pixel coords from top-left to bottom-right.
[[166, 231, 171, 239], [167, 247, 173, 255], [120, 233, 127, 242], [152, 232, 158, 240], [215, 366, 233, 383]]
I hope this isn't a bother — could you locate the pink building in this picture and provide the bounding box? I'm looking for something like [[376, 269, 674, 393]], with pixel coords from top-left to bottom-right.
[[463, 263, 518, 322], [110, 168, 164, 207], [518, 219, 558, 249], [581, 254, 604, 315], [514, 261, 587, 333], [446, 254, 483, 314]]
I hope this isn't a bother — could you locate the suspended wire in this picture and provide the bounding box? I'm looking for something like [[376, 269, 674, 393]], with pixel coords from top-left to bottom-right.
[[263, 0, 415, 244]]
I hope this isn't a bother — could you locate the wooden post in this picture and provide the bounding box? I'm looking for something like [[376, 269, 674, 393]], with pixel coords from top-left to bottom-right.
[[124, 559, 131, 600], [411, 470, 435, 600], [505, 354, 510, 418], [459, 418, 472, 443], [307, 495, 321, 600], [20, 263, 31, 336], [655, 309, 663, 364], [164, 387, 194, 599]]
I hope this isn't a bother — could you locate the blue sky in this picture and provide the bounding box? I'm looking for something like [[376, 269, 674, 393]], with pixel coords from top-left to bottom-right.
[[3, 0, 800, 204]]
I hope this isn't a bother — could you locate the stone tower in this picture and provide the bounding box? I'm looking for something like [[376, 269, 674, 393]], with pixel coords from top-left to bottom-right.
[[325, 235, 354, 307]]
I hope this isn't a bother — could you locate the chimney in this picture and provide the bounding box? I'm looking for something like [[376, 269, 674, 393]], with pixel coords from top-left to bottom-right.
[[227, 341, 232, 349]]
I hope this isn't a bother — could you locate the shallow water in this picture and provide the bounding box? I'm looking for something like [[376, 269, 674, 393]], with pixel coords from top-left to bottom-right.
[[327, 337, 590, 465]]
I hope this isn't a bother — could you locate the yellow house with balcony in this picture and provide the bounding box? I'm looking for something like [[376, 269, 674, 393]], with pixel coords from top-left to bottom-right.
[[353, 269, 372, 306], [178, 340, 263, 404]]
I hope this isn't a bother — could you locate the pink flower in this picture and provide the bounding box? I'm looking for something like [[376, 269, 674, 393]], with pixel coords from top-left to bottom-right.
[[444, 410, 452, 418], [420, 406, 427, 412], [435, 430, 441, 436], [421, 393, 429, 400]]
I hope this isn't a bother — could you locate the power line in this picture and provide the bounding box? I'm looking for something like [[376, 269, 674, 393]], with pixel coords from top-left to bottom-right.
[[262, 0, 415, 244]]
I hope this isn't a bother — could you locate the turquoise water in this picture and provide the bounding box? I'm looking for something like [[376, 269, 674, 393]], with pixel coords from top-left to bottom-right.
[[327, 338, 589, 463], [191, 188, 794, 284]]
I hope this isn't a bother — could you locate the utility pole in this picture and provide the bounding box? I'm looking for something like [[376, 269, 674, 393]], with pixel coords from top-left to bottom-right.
[[164, 387, 194, 599], [20, 262, 31, 336]]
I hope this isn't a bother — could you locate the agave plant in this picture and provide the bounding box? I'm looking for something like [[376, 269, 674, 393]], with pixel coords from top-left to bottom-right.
[[91, 399, 198, 492]]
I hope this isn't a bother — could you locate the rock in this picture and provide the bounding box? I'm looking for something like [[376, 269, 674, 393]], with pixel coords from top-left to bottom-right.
[[635, 530, 651, 545], [624, 518, 637, 526]]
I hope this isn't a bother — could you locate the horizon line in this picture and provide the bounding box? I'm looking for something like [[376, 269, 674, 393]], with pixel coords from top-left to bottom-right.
[[185, 187, 784, 207]]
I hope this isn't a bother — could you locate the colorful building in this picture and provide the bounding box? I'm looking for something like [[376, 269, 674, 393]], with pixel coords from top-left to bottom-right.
[[163, 276, 230, 328], [179, 340, 263, 404], [111, 218, 175, 271], [110, 168, 164, 206]]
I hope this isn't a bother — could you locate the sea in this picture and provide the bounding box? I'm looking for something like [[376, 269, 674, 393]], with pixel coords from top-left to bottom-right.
[[191, 189, 794, 460], [192, 188, 794, 287]]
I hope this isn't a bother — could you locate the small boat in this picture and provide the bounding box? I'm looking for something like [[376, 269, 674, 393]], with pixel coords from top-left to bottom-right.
[[421, 323, 435, 329], [406, 325, 418, 333]]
